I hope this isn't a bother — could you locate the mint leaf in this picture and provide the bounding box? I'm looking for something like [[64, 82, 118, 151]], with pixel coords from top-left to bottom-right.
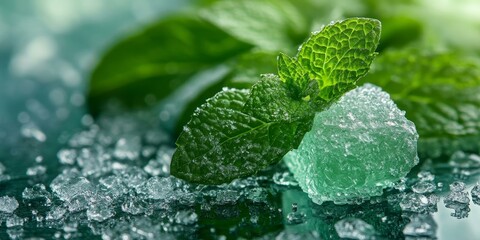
[[279, 18, 381, 104], [200, 0, 308, 51], [172, 18, 381, 184], [363, 50, 480, 158], [171, 77, 313, 184], [87, 16, 251, 114]]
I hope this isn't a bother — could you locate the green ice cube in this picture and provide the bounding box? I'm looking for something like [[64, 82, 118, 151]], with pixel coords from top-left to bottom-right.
[[284, 84, 419, 204]]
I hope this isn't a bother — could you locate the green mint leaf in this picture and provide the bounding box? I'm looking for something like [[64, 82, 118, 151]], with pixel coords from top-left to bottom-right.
[[278, 18, 381, 105], [363, 50, 480, 158], [171, 76, 314, 184], [172, 18, 382, 184], [200, 0, 308, 51], [87, 16, 251, 114]]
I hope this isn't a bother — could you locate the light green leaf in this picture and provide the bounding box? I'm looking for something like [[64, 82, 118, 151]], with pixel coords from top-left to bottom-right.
[[200, 0, 308, 51], [363, 50, 480, 158], [171, 76, 314, 184], [277, 18, 381, 106]]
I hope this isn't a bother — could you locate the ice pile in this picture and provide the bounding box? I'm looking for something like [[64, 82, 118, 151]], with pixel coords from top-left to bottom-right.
[[7, 110, 283, 239], [284, 84, 419, 204]]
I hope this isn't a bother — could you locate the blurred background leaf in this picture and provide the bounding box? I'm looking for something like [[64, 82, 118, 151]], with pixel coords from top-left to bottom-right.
[[87, 0, 480, 143]]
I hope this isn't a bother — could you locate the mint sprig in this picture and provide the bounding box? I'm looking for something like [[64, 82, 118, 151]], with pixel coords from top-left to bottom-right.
[[171, 18, 381, 184]]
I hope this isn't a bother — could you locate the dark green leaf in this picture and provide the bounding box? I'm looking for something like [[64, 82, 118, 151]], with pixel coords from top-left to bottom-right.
[[87, 16, 252, 114], [171, 76, 314, 184], [363, 50, 480, 158]]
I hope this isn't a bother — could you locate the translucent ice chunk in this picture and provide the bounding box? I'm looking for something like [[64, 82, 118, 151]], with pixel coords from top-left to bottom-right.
[[0, 196, 19, 213], [57, 149, 77, 165], [284, 84, 419, 204], [6, 215, 24, 228], [444, 181, 470, 219], [50, 169, 94, 202], [412, 181, 436, 194], [87, 203, 115, 222], [45, 205, 67, 221]]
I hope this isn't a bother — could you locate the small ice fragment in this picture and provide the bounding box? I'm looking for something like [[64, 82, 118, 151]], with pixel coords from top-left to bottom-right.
[[115, 167, 148, 189], [6, 215, 24, 228], [22, 183, 51, 204], [403, 215, 437, 238], [246, 187, 268, 203], [444, 183, 470, 219], [174, 210, 198, 225], [21, 123, 46, 142], [121, 198, 148, 215], [449, 181, 466, 192], [412, 181, 436, 194], [334, 218, 376, 240], [143, 146, 174, 176], [0, 196, 19, 213], [211, 190, 240, 205], [114, 137, 141, 160], [35, 155, 43, 163], [26, 165, 46, 176], [273, 171, 298, 186], [50, 169, 94, 202], [57, 149, 77, 165], [286, 203, 306, 225], [87, 203, 115, 222], [98, 176, 128, 199], [45, 205, 67, 221], [141, 146, 157, 158], [472, 184, 480, 205], [400, 193, 438, 214], [284, 84, 419, 204], [417, 171, 435, 181], [136, 176, 175, 200], [68, 194, 90, 212]]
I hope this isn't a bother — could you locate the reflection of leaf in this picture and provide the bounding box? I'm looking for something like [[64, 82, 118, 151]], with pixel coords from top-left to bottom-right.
[[363, 50, 480, 158], [200, 0, 308, 51], [87, 16, 252, 114]]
